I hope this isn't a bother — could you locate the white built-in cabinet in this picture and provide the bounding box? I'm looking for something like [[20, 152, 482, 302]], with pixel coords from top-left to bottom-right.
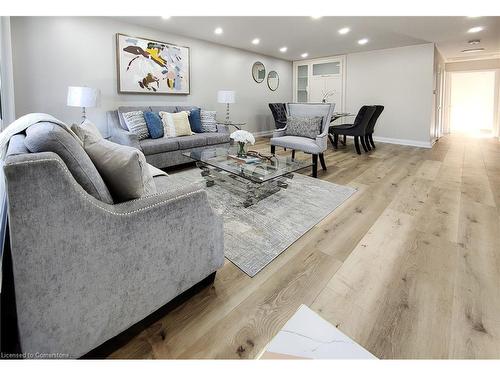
[[293, 55, 346, 113]]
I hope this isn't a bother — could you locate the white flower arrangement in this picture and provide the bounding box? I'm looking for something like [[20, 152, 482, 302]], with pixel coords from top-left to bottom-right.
[[230, 130, 255, 145]]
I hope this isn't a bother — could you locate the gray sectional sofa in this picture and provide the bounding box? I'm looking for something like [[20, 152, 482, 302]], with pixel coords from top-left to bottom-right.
[[2, 125, 225, 357], [107, 105, 231, 169]]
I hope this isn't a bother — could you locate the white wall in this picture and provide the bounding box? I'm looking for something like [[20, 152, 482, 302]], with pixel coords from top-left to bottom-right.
[[345, 43, 435, 147], [10, 17, 292, 137]]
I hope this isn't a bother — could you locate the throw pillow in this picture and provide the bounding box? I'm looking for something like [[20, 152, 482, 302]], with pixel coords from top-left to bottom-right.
[[188, 108, 203, 133], [25, 122, 114, 204], [122, 111, 150, 140], [200, 110, 217, 132], [285, 116, 323, 139], [143, 111, 164, 139], [159, 111, 192, 137], [78, 128, 156, 202], [71, 120, 103, 142]]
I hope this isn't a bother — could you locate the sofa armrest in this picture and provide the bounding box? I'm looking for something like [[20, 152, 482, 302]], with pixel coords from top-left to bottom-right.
[[3, 152, 224, 357], [107, 111, 141, 150], [272, 127, 287, 138], [216, 123, 230, 133]]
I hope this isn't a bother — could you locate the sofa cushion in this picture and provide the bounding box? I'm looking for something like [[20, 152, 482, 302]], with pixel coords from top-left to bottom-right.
[[149, 106, 177, 115], [176, 105, 199, 113], [118, 106, 151, 129], [122, 111, 150, 140], [139, 137, 179, 155], [25, 122, 114, 204], [177, 134, 207, 149], [143, 111, 164, 139], [203, 132, 231, 145], [188, 108, 203, 133], [80, 130, 156, 202]]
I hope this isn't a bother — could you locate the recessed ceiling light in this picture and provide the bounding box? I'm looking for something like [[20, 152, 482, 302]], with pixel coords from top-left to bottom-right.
[[311, 16, 322, 20], [467, 16, 481, 18], [251, 38, 260, 45], [338, 27, 350, 35], [279, 46, 288, 53], [358, 38, 369, 45], [468, 26, 484, 33], [462, 48, 485, 53], [214, 27, 223, 35], [468, 39, 481, 45], [301, 53, 308, 58], [161, 16, 171, 20]]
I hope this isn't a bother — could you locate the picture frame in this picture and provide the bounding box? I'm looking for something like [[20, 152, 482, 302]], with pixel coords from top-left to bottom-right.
[[116, 33, 190, 95]]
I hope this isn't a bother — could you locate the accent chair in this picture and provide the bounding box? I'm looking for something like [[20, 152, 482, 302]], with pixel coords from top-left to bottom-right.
[[270, 103, 335, 178]]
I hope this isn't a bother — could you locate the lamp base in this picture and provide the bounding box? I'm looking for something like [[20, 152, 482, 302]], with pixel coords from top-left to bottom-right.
[[225, 103, 231, 124]]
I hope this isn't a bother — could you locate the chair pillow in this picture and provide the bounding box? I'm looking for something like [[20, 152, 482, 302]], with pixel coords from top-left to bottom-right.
[[143, 111, 164, 139], [122, 111, 150, 140], [159, 111, 192, 137], [188, 108, 203, 133], [200, 110, 217, 133], [25, 122, 114, 204], [78, 128, 156, 202], [285, 116, 323, 139]]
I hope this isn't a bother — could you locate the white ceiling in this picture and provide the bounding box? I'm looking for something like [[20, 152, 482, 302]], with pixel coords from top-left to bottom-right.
[[120, 16, 500, 62]]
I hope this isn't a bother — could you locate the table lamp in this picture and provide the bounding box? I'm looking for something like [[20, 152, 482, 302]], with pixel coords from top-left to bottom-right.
[[67, 86, 100, 122], [217, 90, 236, 123]]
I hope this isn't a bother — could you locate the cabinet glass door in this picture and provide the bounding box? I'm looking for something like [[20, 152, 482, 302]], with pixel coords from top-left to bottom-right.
[[312, 61, 340, 76], [297, 64, 308, 102]]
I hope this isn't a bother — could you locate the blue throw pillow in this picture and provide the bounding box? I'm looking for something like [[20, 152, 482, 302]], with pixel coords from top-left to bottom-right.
[[188, 108, 203, 133], [143, 111, 164, 139]]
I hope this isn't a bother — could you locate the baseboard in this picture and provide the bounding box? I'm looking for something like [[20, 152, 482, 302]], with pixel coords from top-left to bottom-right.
[[372, 136, 433, 149]]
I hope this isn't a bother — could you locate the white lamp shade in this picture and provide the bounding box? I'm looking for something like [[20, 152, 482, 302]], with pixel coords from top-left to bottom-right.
[[67, 86, 99, 108], [217, 90, 236, 104]]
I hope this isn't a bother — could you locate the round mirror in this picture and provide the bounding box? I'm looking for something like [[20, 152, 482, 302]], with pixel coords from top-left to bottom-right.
[[252, 62, 266, 83], [267, 71, 279, 91]]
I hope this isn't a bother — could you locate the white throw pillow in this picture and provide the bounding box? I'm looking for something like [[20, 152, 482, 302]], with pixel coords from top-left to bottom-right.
[[159, 111, 192, 137]]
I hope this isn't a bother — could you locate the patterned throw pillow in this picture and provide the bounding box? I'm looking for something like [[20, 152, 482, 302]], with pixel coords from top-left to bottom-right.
[[122, 111, 150, 140], [200, 110, 217, 133], [285, 116, 323, 139], [159, 111, 192, 137]]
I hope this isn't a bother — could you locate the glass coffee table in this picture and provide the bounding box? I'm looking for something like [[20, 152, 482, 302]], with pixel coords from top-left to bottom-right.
[[183, 146, 311, 207]]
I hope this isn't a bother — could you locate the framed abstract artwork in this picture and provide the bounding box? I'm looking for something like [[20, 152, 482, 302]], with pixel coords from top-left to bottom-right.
[[116, 33, 190, 95]]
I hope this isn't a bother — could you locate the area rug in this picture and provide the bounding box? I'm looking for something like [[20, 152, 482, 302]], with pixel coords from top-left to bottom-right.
[[168, 168, 356, 277]]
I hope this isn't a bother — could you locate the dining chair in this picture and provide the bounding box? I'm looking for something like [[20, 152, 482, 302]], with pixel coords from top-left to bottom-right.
[[330, 106, 376, 155], [364, 105, 384, 149], [268, 103, 287, 129]]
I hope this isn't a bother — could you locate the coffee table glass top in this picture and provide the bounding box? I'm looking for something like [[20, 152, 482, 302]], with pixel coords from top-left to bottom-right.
[[183, 146, 311, 183]]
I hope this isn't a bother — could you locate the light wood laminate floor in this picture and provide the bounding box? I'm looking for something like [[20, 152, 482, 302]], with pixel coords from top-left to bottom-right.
[[110, 134, 500, 359]]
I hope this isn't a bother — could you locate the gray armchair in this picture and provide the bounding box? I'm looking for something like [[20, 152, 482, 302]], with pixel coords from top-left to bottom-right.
[[270, 103, 335, 178]]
